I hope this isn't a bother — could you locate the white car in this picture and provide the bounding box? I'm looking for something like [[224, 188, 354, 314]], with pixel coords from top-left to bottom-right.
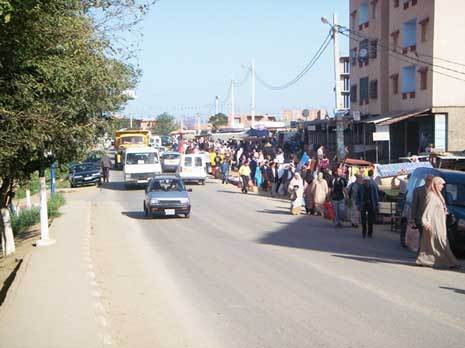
[[123, 147, 162, 187], [162, 151, 181, 173], [177, 154, 207, 185]]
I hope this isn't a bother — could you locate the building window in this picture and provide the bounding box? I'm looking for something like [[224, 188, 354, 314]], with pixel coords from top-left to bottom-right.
[[371, 0, 377, 19], [412, 0, 417, 6], [420, 18, 429, 42], [402, 18, 417, 50], [402, 65, 416, 96], [359, 39, 369, 66], [391, 74, 399, 95], [344, 94, 350, 109], [391, 30, 400, 51], [402, 0, 410, 9], [350, 84, 358, 103], [393, 0, 399, 8], [351, 11, 357, 30], [360, 77, 369, 105], [350, 48, 358, 66], [369, 80, 378, 99], [370, 39, 378, 59], [419, 67, 428, 90], [359, 1, 369, 26]]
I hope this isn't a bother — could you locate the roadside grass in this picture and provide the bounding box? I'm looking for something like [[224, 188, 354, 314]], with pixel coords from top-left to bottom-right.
[[11, 193, 66, 235], [16, 166, 71, 199]]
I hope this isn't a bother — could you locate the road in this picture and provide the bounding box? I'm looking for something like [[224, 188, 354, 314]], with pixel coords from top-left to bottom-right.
[[71, 170, 465, 348]]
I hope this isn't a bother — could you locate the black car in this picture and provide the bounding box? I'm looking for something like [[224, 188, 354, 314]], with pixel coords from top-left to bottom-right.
[[69, 162, 101, 187], [402, 167, 465, 252]]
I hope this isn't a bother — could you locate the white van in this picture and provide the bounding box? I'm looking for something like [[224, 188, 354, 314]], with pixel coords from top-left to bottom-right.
[[178, 154, 207, 185], [124, 147, 162, 187], [149, 135, 162, 148]]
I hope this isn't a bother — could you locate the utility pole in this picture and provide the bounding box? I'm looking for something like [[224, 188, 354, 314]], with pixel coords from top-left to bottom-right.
[[130, 114, 133, 128], [196, 113, 201, 132], [251, 59, 256, 128], [215, 96, 220, 115], [332, 13, 345, 161], [230, 79, 235, 127]]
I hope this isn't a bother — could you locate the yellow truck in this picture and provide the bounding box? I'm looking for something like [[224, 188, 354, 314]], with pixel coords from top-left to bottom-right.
[[114, 129, 150, 169]]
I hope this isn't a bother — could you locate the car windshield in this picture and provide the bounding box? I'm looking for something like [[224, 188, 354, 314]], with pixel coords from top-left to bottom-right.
[[163, 153, 180, 160], [150, 179, 184, 192], [74, 164, 97, 172], [121, 136, 144, 145], [445, 182, 465, 207], [126, 152, 159, 165]]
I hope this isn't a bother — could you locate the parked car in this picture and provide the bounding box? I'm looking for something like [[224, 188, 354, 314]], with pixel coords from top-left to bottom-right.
[[161, 151, 181, 173], [69, 162, 101, 188], [177, 154, 207, 185], [143, 174, 192, 218], [401, 167, 465, 253]]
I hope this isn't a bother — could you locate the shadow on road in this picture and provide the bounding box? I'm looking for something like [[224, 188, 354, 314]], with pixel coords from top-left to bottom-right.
[[121, 211, 187, 220], [99, 181, 143, 191], [257, 214, 419, 266], [439, 286, 465, 295], [256, 209, 291, 216], [121, 211, 147, 219], [333, 254, 416, 267]]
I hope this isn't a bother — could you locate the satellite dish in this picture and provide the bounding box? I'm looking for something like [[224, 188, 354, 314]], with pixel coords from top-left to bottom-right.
[[359, 48, 368, 59], [302, 109, 310, 118]]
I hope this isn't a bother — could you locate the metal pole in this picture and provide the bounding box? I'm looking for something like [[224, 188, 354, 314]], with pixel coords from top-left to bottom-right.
[[333, 13, 340, 110], [332, 13, 345, 161], [215, 96, 220, 115], [251, 59, 256, 128], [130, 114, 133, 128], [50, 158, 56, 195], [388, 140, 391, 164], [230, 80, 235, 127], [376, 142, 379, 163]]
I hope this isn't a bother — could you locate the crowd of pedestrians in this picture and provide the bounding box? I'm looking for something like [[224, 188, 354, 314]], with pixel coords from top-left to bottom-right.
[[175, 134, 460, 270]]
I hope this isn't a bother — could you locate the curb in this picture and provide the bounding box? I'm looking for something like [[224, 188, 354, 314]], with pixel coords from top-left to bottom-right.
[[0, 252, 33, 320]]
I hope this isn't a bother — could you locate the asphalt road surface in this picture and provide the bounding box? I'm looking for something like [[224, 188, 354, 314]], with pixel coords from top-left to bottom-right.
[[71, 170, 465, 348]]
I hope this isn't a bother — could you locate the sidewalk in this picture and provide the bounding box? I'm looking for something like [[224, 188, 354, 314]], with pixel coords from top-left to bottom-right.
[[0, 199, 104, 348]]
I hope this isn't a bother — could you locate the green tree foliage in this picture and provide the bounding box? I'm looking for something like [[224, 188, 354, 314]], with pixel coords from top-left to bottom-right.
[[0, 1, 150, 205], [208, 113, 228, 131], [153, 113, 179, 135]]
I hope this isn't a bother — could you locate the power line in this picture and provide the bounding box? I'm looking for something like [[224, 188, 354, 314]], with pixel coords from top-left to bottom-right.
[[235, 69, 250, 87], [340, 31, 465, 83], [253, 31, 333, 90], [339, 26, 465, 78]]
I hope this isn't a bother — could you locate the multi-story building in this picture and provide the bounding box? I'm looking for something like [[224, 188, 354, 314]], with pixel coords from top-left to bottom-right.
[[339, 56, 351, 111], [350, 0, 465, 161]]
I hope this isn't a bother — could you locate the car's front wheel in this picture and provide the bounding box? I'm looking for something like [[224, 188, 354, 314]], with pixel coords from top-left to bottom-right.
[[184, 213, 190, 218]]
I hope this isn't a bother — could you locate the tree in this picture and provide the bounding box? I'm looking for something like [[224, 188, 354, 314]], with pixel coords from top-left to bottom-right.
[[153, 113, 179, 135], [0, 0, 146, 255], [208, 113, 228, 131]]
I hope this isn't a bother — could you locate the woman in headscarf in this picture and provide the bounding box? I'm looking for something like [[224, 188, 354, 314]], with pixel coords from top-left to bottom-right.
[[289, 172, 304, 215], [416, 176, 460, 269], [311, 172, 329, 216], [347, 174, 362, 227]]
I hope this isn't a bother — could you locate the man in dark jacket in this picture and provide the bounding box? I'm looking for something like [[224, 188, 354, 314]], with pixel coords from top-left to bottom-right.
[[100, 154, 112, 183], [356, 177, 379, 238]]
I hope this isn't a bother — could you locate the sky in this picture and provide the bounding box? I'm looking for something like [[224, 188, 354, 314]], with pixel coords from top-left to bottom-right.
[[123, 0, 349, 121]]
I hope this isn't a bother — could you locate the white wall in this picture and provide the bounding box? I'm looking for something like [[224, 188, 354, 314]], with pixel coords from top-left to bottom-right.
[[433, 0, 465, 107]]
